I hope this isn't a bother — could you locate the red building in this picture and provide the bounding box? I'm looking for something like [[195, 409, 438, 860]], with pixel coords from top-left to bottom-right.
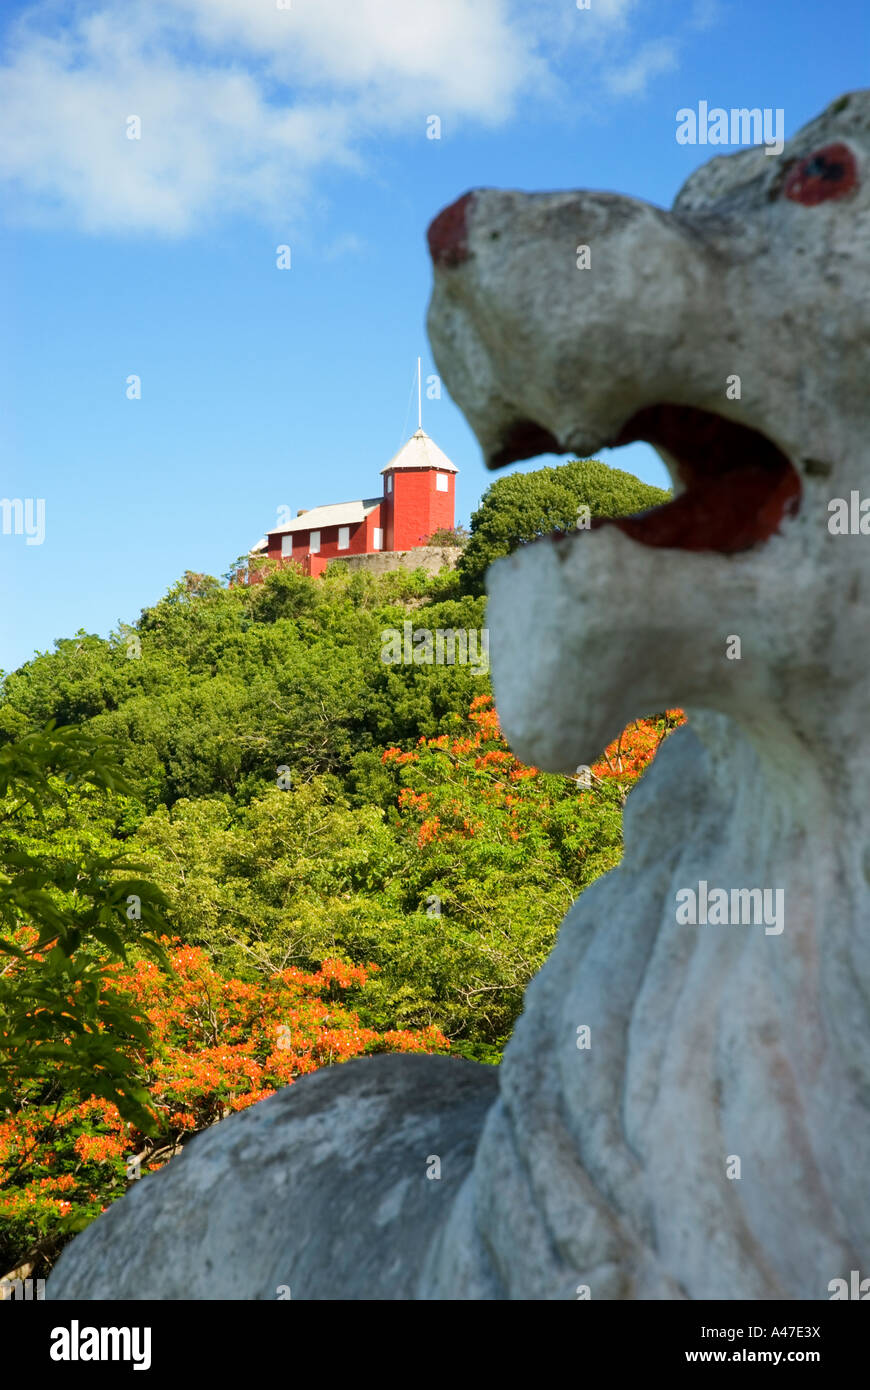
[[251, 429, 458, 576]]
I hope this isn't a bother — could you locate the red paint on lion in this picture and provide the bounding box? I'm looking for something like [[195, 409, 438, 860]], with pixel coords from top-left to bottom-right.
[[428, 192, 475, 268], [785, 143, 858, 206], [546, 404, 801, 555], [602, 404, 801, 553]]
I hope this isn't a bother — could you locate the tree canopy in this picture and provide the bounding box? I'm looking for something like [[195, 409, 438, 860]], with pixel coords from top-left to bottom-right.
[[456, 458, 671, 595], [0, 459, 684, 1280]]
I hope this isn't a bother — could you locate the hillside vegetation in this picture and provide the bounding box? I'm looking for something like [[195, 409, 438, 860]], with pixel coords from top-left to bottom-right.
[[0, 458, 677, 1277]]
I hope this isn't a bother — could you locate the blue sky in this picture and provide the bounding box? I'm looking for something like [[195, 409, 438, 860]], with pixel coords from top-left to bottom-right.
[[1, 0, 866, 674]]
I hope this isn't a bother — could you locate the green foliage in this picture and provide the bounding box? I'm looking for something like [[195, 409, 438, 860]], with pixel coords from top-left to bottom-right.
[[0, 724, 172, 1136], [0, 457, 681, 1280], [1, 565, 482, 809], [423, 525, 470, 547], [0, 459, 664, 1061], [123, 697, 628, 1057], [456, 457, 671, 596], [0, 943, 446, 1278]]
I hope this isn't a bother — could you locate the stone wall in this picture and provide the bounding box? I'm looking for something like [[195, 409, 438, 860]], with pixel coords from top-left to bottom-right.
[[325, 545, 461, 577]]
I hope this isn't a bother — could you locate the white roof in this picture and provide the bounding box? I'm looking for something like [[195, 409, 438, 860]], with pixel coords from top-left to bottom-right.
[[265, 496, 382, 538], [380, 428, 458, 475]]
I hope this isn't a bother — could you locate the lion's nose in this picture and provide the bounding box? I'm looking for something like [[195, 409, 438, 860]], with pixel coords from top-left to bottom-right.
[[427, 191, 475, 269]]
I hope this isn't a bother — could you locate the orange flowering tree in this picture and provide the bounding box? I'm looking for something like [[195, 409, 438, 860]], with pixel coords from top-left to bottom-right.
[[0, 703, 685, 1274], [590, 709, 686, 803], [383, 695, 684, 867], [0, 938, 446, 1275], [349, 696, 686, 1056]]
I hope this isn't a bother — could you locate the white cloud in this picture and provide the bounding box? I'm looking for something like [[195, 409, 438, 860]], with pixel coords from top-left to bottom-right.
[[0, 0, 709, 235], [171, 0, 531, 118], [0, 0, 538, 234], [320, 232, 366, 262], [689, 0, 725, 32], [603, 39, 679, 97]]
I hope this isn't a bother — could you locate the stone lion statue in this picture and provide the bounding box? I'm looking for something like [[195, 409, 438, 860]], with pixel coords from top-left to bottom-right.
[[49, 91, 868, 1301]]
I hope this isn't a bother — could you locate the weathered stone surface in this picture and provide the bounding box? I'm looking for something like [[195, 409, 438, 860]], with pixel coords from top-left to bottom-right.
[[422, 89, 870, 1300], [48, 1056, 497, 1300], [329, 544, 460, 577], [50, 91, 870, 1301]]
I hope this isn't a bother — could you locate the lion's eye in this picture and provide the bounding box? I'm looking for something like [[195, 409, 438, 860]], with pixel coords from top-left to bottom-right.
[[784, 142, 858, 206]]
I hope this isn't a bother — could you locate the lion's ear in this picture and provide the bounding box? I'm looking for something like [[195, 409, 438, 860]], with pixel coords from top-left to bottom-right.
[[672, 146, 770, 214], [672, 89, 868, 216]]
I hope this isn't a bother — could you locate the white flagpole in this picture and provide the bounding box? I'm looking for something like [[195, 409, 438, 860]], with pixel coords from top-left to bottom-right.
[[417, 356, 422, 430]]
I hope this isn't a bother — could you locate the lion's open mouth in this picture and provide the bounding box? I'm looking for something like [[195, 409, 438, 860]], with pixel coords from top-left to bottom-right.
[[495, 404, 802, 554]]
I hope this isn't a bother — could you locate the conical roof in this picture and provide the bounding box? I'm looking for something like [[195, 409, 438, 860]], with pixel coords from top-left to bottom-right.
[[380, 428, 458, 475]]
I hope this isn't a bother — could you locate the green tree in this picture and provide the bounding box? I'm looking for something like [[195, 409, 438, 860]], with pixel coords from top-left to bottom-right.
[[0, 566, 481, 810], [127, 696, 632, 1059], [456, 458, 670, 595], [0, 724, 172, 1190]]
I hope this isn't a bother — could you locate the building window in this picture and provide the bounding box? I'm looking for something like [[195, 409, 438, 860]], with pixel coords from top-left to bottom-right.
[[436, 471, 448, 492], [338, 526, 350, 551], [309, 530, 320, 553], [373, 527, 383, 551], [386, 475, 392, 493], [281, 534, 293, 557]]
